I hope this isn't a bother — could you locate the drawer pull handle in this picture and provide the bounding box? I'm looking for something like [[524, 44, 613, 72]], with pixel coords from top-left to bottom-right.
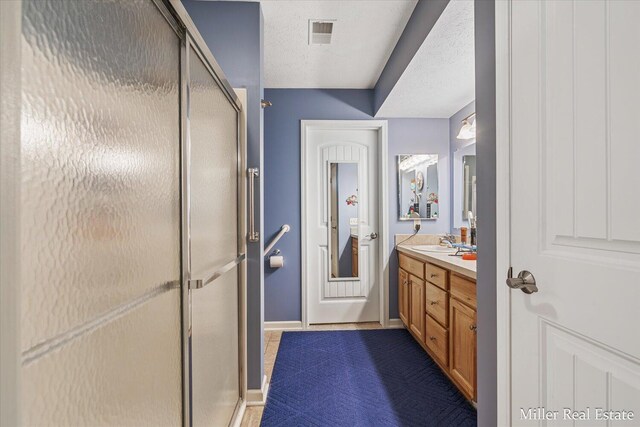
[[430, 300, 438, 305], [469, 325, 477, 331], [429, 336, 437, 341], [430, 274, 438, 278]]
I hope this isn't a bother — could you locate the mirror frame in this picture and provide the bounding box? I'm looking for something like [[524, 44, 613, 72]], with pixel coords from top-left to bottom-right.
[[397, 154, 440, 221], [453, 142, 476, 229]]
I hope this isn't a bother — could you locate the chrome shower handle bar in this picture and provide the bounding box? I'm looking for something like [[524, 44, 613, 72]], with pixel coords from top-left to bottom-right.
[[248, 168, 259, 242], [188, 253, 246, 289]]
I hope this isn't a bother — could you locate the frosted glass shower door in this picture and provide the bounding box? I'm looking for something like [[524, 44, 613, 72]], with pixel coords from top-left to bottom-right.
[[187, 43, 243, 427], [20, 0, 183, 425]]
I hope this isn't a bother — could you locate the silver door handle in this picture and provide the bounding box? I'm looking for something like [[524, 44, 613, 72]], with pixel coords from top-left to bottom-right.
[[369, 232, 378, 240], [248, 168, 259, 242], [506, 268, 538, 294]]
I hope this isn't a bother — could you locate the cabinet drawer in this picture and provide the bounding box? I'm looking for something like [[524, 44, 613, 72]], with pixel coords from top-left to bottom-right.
[[399, 253, 424, 279], [425, 263, 448, 290], [425, 282, 448, 327], [425, 314, 448, 367], [450, 274, 476, 309]]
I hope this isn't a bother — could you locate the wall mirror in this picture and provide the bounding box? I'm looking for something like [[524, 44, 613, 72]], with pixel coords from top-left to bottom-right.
[[397, 154, 439, 220], [453, 143, 476, 229], [328, 162, 359, 280]]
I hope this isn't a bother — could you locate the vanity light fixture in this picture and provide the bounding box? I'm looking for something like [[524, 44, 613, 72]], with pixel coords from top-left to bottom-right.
[[398, 154, 437, 172], [457, 112, 476, 140]]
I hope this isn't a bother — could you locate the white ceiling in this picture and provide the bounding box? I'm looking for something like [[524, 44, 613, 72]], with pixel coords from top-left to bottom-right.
[[260, 0, 417, 89], [375, 0, 475, 118]]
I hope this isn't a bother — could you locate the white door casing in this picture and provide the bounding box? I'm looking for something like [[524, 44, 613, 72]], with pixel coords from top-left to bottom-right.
[[500, 1, 640, 425], [302, 121, 388, 325]]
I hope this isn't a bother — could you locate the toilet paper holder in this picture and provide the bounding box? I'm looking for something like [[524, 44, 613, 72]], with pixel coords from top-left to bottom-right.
[[269, 252, 284, 268]]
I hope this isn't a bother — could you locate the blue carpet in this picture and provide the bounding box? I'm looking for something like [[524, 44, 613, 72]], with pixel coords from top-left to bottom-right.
[[261, 329, 477, 427]]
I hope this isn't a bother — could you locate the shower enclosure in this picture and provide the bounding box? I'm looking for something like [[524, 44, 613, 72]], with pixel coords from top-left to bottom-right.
[[13, 0, 246, 425]]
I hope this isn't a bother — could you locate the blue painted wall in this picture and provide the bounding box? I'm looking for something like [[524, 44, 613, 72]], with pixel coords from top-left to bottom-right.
[[449, 101, 476, 232], [475, 0, 497, 423], [263, 89, 450, 321], [386, 118, 450, 318], [263, 89, 373, 322], [373, 0, 450, 114], [182, 0, 265, 390]]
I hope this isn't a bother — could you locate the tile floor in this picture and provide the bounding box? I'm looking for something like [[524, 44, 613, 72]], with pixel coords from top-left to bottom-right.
[[240, 322, 385, 427]]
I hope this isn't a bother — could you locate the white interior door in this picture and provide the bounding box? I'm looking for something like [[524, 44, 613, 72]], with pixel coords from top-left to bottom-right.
[[303, 121, 381, 324], [508, 1, 640, 424]]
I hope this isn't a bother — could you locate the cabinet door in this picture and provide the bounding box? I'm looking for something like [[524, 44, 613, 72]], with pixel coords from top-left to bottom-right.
[[399, 269, 409, 326], [409, 275, 425, 341], [449, 298, 477, 400]]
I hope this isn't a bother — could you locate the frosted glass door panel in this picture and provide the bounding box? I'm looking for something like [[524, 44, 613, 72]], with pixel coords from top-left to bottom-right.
[[188, 46, 241, 427], [20, 0, 181, 349], [22, 291, 182, 426], [191, 266, 240, 426], [20, 0, 182, 424], [189, 46, 239, 277]]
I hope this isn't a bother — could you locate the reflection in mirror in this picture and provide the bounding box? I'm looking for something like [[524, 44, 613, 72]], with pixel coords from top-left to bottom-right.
[[329, 162, 359, 279], [462, 155, 476, 220], [398, 154, 439, 220], [453, 143, 475, 229]]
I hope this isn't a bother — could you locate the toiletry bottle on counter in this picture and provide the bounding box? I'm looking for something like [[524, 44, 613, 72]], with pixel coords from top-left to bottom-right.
[[460, 227, 468, 245], [470, 221, 477, 246]]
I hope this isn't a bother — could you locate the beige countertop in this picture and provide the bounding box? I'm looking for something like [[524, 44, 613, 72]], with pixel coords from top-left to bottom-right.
[[397, 243, 477, 280]]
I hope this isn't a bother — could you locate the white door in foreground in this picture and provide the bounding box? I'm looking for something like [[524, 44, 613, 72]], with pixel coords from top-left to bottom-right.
[[303, 121, 383, 324], [508, 1, 640, 425]]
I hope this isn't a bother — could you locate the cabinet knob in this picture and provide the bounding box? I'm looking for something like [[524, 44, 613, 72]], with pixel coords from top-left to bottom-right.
[[469, 325, 477, 332], [430, 273, 438, 278], [429, 336, 437, 341], [430, 300, 438, 305]]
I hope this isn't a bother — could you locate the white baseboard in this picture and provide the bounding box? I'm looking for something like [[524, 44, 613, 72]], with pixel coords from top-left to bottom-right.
[[264, 320, 303, 331], [246, 374, 269, 407], [229, 399, 246, 427], [386, 318, 405, 329]]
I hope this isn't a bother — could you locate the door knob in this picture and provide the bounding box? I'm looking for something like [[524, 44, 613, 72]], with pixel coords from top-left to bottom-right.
[[369, 232, 378, 240], [506, 268, 538, 294]]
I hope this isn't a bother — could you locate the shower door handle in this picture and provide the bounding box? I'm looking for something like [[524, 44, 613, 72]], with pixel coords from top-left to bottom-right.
[[188, 254, 246, 289], [248, 168, 259, 242]]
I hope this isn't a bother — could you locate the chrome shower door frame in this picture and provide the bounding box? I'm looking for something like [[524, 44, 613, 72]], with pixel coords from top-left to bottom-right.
[[169, 0, 247, 424]]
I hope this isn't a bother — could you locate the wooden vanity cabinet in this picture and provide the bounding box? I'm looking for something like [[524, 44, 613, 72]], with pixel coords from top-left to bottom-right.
[[399, 268, 409, 326], [449, 298, 477, 400], [409, 275, 425, 341], [397, 251, 477, 402]]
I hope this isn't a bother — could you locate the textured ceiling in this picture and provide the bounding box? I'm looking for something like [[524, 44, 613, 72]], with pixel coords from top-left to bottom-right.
[[375, 0, 475, 118], [261, 0, 417, 88]]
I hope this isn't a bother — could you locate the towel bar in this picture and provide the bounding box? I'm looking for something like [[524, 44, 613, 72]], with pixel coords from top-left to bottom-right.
[[264, 224, 290, 254]]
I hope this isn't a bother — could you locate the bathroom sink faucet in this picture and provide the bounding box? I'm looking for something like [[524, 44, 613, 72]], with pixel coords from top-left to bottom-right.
[[439, 233, 457, 247]]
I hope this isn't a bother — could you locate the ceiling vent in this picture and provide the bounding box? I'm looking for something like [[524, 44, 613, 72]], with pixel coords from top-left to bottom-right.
[[309, 20, 335, 45]]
